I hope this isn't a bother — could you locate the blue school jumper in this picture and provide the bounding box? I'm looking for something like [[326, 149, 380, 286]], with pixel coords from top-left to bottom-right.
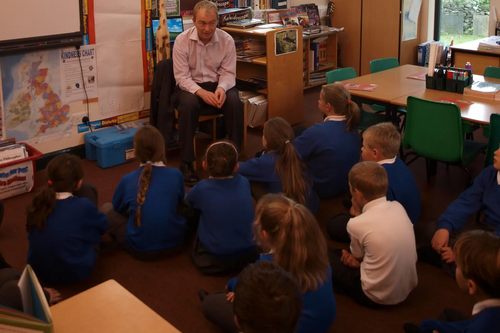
[[227, 254, 336, 333], [27, 196, 108, 285], [420, 306, 500, 333], [438, 166, 500, 232], [382, 158, 421, 226], [293, 120, 361, 199], [186, 175, 256, 259], [112, 166, 186, 252], [238, 153, 320, 214]]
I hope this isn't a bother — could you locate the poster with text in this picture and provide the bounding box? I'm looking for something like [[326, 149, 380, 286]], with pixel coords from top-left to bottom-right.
[[60, 46, 98, 103]]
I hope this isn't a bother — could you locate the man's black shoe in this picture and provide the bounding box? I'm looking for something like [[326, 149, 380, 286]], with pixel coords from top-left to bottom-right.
[[180, 161, 199, 186]]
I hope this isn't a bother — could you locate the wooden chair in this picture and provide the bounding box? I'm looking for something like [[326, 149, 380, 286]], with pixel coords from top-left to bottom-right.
[[174, 103, 247, 169]]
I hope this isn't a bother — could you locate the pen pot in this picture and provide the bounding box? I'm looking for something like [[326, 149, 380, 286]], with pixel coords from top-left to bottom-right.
[[435, 76, 446, 91], [425, 75, 436, 89], [446, 79, 457, 92]]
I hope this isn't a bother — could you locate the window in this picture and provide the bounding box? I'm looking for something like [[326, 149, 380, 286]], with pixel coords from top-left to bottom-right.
[[435, 0, 490, 45]]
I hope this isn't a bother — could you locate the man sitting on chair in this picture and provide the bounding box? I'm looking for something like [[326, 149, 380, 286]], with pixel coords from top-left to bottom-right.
[[173, 1, 243, 185]]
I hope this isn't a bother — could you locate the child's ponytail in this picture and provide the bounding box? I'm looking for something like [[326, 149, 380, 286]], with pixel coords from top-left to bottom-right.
[[134, 163, 152, 227], [132, 125, 167, 227], [322, 84, 361, 132], [264, 118, 309, 206], [26, 153, 83, 232]]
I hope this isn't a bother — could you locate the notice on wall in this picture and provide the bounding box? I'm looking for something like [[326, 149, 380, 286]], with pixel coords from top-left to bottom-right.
[[60, 45, 98, 103], [166, 0, 180, 16]]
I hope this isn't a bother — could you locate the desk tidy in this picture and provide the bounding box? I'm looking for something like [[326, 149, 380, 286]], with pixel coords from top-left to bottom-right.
[[425, 66, 473, 94]]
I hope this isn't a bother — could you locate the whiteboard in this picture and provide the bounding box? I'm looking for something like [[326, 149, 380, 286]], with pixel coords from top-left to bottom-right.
[[0, 0, 81, 42]]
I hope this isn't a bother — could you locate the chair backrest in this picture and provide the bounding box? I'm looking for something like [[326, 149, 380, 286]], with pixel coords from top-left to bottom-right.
[[484, 66, 500, 79], [485, 113, 500, 167], [402, 96, 465, 163], [369, 57, 399, 74], [326, 67, 357, 84]]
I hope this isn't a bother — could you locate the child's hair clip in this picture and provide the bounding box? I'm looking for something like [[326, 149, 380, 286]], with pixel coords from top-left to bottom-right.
[[146, 161, 152, 164]]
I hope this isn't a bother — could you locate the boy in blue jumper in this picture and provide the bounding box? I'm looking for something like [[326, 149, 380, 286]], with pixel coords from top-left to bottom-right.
[[293, 84, 361, 199], [421, 146, 500, 273], [188, 141, 258, 275], [404, 230, 500, 333], [327, 122, 421, 242]]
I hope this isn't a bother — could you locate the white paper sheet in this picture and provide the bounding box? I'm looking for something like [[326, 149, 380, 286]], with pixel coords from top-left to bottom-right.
[[96, 41, 145, 118], [94, 0, 142, 44], [60, 45, 98, 103], [408, 0, 422, 24]]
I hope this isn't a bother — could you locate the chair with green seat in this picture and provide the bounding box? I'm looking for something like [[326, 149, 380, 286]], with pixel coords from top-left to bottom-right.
[[480, 67, 500, 138], [326, 67, 387, 131], [402, 96, 487, 185], [484, 113, 500, 167]]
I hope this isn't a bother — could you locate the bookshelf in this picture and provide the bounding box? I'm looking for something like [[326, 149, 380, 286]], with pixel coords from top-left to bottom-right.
[[223, 26, 304, 125], [303, 31, 340, 89]]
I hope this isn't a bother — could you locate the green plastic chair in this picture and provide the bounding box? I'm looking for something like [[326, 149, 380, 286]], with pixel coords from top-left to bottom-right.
[[484, 113, 500, 167], [326, 68, 387, 131], [402, 96, 487, 184], [480, 67, 500, 138], [369, 57, 400, 74]]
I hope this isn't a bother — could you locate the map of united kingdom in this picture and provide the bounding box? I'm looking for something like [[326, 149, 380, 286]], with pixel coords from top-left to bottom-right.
[[2, 50, 71, 142]]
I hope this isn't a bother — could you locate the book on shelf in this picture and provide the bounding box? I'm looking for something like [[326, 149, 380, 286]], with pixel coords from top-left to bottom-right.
[[303, 26, 321, 35], [280, 10, 300, 26], [310, 42, 320, 71], [255, 23, 285, 29], [463, 81, 500, 100], [0, 265, 53, 333], [236, 77, 267, 91], [226, 19, 263, 28], [247, 95, 268, 128], [305, 3, 321, 26]]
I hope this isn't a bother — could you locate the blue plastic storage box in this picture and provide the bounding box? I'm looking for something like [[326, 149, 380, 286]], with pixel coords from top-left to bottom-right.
[[84, 127, 139, 168]]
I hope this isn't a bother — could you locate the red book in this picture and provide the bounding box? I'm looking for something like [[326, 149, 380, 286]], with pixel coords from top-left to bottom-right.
[[434, 97, 474, 110]]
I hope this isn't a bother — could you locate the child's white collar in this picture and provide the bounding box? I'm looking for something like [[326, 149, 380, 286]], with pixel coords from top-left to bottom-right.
[[472, 298, 500, 315], [323, 115, 346, 122], [56, 192, 73, 200], [139, 161, 166, 167], [377, 156, 397, 165]]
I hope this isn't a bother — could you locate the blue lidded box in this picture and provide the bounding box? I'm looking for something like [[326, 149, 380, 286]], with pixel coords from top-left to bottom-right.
[[84, 127, 139, 168]]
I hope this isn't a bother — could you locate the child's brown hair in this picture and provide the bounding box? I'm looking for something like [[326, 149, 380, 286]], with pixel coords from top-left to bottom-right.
[[453, 230, 500, 298], [322, 84, 361, 132], [234, 261, 302, 333], [363, 122, 401, 158], [133, 125, 167, 227], [348, 161, 388, 202], [263, 117, 310, 206], [253, 193, 329, 293], [26, 153, 83, 232], [205, 141, 238, 178]]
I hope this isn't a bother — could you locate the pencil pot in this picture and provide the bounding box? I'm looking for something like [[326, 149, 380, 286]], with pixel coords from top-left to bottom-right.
[[435, 76, 446, 91], [446, 79, 457, 92], [456, 80, 467, 94], [425, 75, 436, 89]]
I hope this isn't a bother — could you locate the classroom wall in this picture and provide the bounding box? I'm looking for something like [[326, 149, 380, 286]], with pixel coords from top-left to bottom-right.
[[420, 0, 435, 43]]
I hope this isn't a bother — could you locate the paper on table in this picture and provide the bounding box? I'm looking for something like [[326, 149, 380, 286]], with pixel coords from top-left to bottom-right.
[[94, 0, 142, 44], [97, 41, 145, 118], [428, 43, 438, 77], [408, 0, 422, 23]]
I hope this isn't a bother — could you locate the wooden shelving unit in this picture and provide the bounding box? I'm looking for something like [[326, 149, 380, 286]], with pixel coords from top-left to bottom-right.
[[223, 26, 304, 125], [302, 31, 340, 89]]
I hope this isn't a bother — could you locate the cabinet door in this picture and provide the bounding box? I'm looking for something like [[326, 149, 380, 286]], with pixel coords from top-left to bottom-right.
[[330, 0, 362, 75], [361, 0, 401, 75]]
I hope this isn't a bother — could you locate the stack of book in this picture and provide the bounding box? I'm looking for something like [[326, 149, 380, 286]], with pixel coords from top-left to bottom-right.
[[463, 81, 500, 100], [0, 141, 27, 164], [226, 19, 263, 29], [309, 72, 327, 86], [234, 37, 266, 62], [478, 36, 500, 54]]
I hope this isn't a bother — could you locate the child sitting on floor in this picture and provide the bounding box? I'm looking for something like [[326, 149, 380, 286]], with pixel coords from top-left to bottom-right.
[[327, 122, 421, 242], [233, 261, 303, 333], [200, 193, 336, 333], [293, 84, 361, 199], [329, 161, 417, 307], [404, 230, 500, 333], [103, 125, 186, 260], [238, 117, 320, 214], [27, 153, 108, 285], [420, 146, 500, 276], [187, 141, 258, 275]]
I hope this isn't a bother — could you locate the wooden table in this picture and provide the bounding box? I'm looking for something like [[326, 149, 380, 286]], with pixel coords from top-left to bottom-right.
[[391, 75, 500, 125], [50, 280, 181, 333], [450, 39, 500, 76]]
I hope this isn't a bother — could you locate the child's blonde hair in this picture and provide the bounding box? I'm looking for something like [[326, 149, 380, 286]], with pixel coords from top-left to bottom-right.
[[363, 122, 401, 158], [253, 193, 329, 293], [133, 125, 167, 227], [453, 230, 500, 298], [322, 84, 361, 132], [263, 117, 310, 206], [348, 161, 388, 201]]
